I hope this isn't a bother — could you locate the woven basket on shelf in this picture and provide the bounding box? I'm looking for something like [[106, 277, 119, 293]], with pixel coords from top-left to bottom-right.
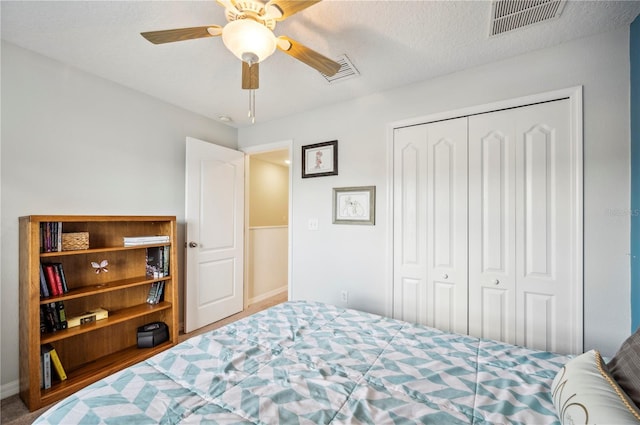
[[61, 232, 89, 251]]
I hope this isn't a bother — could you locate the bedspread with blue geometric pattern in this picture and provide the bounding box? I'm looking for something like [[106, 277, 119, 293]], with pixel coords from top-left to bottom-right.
[[34, 301, 570, 424]]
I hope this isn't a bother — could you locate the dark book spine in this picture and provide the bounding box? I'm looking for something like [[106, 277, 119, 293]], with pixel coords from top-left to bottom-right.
[[48, 302, 61, 330], [52, 265, 63, 295], [157, 281, 165, 303], [40, 306, 48, 333], [55, 263, 69, 293], [39, 264, 50, 298], [42, 304, 56, 333]]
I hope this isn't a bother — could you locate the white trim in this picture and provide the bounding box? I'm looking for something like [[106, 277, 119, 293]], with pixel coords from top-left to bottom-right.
[[247, 285, 288, 306], [386, 86, 583, 352], [390, 86, 583, 129], [241, 140, 293, 305], [249, 225, 288, 230], [1, 379, 19, 400]]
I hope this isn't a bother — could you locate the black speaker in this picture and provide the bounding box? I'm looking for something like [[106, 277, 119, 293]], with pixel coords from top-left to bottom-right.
[[137, 321, 169, 348]]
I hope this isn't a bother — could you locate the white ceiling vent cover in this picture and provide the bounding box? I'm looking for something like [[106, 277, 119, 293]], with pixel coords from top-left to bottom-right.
[[321, 54, 359, 83], [490, 0, 566, 37]]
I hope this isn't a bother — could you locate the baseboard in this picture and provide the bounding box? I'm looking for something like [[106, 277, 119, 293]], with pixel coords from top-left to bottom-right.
[[1, 379, 19, 400], [248, 286, 287, 305]]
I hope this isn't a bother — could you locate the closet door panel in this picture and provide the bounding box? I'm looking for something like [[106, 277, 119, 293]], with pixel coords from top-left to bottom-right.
[[468, 110, 517, 344], [393, 126, 428, 325], [426, 118, 468, 334], [515, 99, 573, 353]]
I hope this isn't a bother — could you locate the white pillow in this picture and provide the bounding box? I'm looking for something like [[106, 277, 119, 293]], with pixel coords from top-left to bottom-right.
[[551, 350, 640, 424]]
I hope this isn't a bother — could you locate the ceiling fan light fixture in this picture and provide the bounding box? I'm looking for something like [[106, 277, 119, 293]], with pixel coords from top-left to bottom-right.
[[222, 19, 276, 63]]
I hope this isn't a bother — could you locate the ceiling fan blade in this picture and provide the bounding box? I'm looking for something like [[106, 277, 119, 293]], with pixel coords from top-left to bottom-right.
[[277, 36, 340, 77], [264, 0, 321, 20], [242, 62, 259, 90], [141, 26, 222, 44]]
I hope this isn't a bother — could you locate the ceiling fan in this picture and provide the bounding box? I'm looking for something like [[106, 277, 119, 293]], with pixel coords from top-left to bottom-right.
[[141, 0, 341, 122]]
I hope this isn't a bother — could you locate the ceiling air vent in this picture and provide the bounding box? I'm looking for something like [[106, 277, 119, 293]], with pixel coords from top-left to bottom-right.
[[321, 54, 359, 83], [490, 0, 566, 37]]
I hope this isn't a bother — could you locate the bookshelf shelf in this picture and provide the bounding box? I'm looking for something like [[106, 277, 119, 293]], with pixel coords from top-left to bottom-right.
[[40, 342, 172, 405], [38, 276, 171, 303], [19, 215, 178, 411], [40, 302, 173, 345], [39, 242, 172, 258]]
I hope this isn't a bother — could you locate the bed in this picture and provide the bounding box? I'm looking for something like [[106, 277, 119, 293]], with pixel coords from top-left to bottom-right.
[[33, 301, 640, 424]]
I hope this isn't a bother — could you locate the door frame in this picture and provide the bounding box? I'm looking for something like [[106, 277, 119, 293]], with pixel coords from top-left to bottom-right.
[[241, 140, 293, 307], [387, 86, 584, 350]]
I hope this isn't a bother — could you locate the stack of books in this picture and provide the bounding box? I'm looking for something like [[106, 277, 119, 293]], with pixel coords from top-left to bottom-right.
[[123, 235, 170, 247], [40, 262, 70, 333]]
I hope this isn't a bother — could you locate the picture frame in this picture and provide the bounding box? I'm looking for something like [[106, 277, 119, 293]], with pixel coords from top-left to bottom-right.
[[333, 186, 376, 225], [302, 140, 338, 178]]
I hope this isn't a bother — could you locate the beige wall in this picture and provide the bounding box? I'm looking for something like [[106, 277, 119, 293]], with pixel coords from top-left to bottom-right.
[[249, 157, 289, 227]]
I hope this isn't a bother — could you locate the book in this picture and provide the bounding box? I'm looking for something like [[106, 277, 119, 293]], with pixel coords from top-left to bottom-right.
[[146, 246, 167, 278], [55, 301, 68, 329], [39, 306, 48, 334], [42, 264, 59, 296], [146, 281, 165, 304], [51, 265, 64, 295], [40, 222, 64, 253], [66, 308, 108, 328], [155, 281, 165, 303], [40, 345, 52, 389], [146, 282, 159, 304], [161, 246, 170, 277], [39, 264, 50, 298], [54, 263, 69, 293], [48, 302, 61, 330], [124, 235, 170, 247], [43, 344, 67, 381], [41, 304, 57, 333]]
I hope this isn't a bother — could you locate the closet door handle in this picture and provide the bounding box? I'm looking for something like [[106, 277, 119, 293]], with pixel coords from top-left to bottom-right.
[[442, 274, 448, 280], [493, 279, 500, 285]]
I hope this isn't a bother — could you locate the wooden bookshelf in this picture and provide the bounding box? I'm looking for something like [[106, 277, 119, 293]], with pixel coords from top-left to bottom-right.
[[19, 215, 178, 411]]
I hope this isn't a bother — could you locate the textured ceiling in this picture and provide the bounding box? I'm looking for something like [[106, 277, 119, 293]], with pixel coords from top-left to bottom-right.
[[2, 0, 640, 128]]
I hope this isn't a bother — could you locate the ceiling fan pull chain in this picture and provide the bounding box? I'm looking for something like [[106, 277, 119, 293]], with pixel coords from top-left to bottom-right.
[[248, 89, 256, 124]]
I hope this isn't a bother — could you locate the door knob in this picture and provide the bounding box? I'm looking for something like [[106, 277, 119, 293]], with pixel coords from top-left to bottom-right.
[[442, 274, 449, 280], [493, 279, 500, 285], [188, 241, 198, 248]]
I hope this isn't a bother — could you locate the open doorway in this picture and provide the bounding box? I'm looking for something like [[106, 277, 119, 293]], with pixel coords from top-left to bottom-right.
[[244, 146, 291, 307]]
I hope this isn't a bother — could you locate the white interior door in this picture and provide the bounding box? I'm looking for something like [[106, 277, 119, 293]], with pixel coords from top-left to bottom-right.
[[185, 137, 244, 333]]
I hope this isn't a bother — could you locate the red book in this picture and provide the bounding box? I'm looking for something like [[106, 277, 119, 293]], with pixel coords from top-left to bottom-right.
[[52, 266, 64, 295], [43, 264, 59, 296]]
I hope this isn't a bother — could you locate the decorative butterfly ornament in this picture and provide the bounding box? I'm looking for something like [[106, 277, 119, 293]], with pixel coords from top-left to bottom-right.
[[91, 260, 109, 274]]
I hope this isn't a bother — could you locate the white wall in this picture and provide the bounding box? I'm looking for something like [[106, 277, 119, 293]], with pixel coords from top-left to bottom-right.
[[239, 27, 632, 357], [0, 41, 237, 395]]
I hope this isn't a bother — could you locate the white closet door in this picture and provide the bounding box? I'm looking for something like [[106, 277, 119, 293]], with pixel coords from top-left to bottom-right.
[[514, 100, 574, 353], [468, 110, 517, 345], [468, 99, 575, 353], [393, 118, 468, 334], [393, 125, 428, 325]]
